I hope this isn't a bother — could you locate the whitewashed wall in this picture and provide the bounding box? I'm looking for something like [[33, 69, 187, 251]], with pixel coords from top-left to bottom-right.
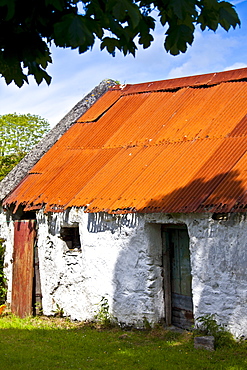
[[36, 208, 164, 327], [2, 206, 247, 338], [145, 212, 247, 338], [0, 206, 14, 303]]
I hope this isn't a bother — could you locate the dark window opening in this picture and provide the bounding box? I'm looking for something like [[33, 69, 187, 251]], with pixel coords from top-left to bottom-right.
[[21, 211, 36, 220], [60, 227, 81, 250], [212, 213, 228, 221]]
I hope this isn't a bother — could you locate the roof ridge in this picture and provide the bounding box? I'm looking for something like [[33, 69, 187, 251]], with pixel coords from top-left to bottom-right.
[[117, 68, 247, 95]]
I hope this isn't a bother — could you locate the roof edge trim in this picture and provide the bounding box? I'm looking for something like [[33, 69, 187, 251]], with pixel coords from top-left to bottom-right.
[[119, 68, 247, 95]]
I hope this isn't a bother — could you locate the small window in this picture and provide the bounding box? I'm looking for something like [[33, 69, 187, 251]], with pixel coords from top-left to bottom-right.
[[60, 226, 81, 250], [212, 213, 228, 221]]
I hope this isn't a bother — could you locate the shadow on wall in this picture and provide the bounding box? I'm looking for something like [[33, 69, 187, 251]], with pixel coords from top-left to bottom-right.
[[192, 226, 247, 338], [87, 212, 138, 233], [141, 169, 247, 335], [111, 223, 160, 328], [190, 210, 247, 338], [111, 169, 247, 332]]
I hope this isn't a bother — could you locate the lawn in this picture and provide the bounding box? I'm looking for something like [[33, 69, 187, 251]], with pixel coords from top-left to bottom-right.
[[0, 315, 246, 370]]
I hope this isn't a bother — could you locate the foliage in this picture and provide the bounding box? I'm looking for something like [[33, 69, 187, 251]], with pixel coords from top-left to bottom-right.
[[0, 113, 50, 157], [143, 316, 152, 330], [0, 316, 246, 369], [0, 0, 240, 87], [0, 239, 7, 305], [0, 153, 25, 181], [0, 113, 50, 180], [194, 314, 235, 348], [52, 303, 64, 318], [34, 302, 43, 316], [94, 296, 117, 327]]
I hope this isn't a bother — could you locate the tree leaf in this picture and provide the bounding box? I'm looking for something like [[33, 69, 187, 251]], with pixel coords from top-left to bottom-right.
[[219, 1, 240, 30], [165, 23, 194, 55], [100, 37, 120, 55], [45, 0, 66, 11], [54, 14, 95, 48], [112, 0, 141, 28], [169, 0, 197, 20], [0, 0, 15, 20]]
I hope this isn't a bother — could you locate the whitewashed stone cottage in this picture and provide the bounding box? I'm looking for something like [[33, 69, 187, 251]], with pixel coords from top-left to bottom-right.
[[1, 69, 247, 338]]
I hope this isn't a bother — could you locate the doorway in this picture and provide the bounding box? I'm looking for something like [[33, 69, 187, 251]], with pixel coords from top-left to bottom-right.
[[162, 225, 194, 329], [11, 219, 42, 317]]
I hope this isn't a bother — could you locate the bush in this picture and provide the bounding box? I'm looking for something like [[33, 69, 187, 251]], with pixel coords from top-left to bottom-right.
[[94, 296, 117, 327], [194, 314, 235, 348]]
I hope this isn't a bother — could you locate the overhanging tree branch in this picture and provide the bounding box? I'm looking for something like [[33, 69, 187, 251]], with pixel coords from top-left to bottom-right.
[[0, 0, 240, 87]]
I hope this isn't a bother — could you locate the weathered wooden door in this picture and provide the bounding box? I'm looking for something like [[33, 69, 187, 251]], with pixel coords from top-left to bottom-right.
[[12, 220, 36, 318], [162, 225, 194, 329]]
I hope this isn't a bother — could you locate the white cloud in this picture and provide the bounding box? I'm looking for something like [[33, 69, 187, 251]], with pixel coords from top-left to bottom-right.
[[232, 0, 247, 4], [224, 62, 247, 70]]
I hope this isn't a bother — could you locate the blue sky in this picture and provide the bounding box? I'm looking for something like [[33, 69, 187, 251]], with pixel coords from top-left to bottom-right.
[[0, 1, 247, 127]]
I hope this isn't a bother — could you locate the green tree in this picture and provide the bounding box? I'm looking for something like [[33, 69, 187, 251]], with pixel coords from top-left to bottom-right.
[[0, 0, 240, 87], [0, 113, 50, 180]]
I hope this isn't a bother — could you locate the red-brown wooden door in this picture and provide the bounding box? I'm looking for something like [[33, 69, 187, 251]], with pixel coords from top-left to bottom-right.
[[12, 220, 36, 318]]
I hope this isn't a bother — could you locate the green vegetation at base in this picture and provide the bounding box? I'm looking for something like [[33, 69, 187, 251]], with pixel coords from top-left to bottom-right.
[[0, 315, 246, 370], [0, 239, 7, 305], [94, 296, 117, 327], [194, 314, 236, 349]]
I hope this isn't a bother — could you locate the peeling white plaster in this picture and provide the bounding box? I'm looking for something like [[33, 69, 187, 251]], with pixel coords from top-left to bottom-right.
[[0, 207, 14, 303], [1, 207, 247, 338]]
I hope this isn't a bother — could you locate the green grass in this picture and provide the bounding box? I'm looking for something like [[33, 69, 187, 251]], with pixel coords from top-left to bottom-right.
[[0, 315, 246, 370]]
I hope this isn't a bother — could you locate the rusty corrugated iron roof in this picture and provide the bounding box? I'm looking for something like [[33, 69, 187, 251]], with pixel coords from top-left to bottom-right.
[[4, 68, 247, 214]]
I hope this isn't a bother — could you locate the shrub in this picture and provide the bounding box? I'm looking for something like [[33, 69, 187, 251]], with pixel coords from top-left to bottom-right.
[[194, 314, 235, 348], [94, 296, 117, 327]]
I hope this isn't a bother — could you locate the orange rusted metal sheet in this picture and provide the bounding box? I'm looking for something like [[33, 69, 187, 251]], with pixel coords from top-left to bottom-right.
[[12, 220, 36, 318], [3, 68, 247, 214], [78, 89, 122, 122], [200, 148, 247, 212]]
